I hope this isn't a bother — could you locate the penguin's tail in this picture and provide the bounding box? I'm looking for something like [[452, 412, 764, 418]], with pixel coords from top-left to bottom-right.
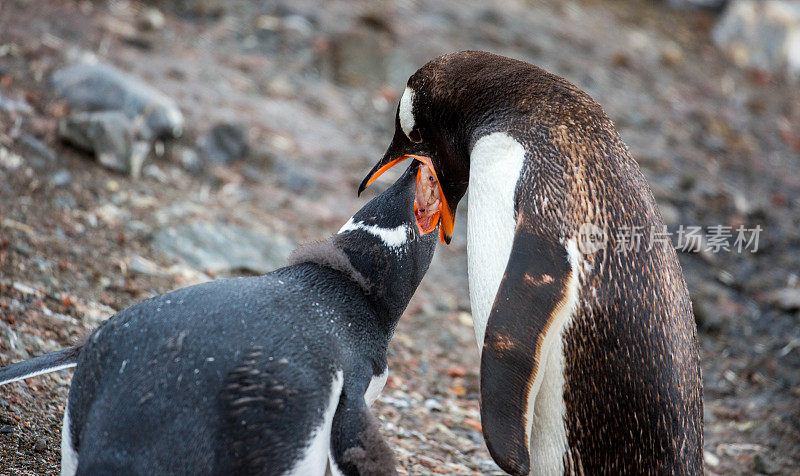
[[0, 346, 81, 386]]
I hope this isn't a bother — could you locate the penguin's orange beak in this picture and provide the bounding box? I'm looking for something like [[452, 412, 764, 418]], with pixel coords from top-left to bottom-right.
[[360, 154, 455, 244]]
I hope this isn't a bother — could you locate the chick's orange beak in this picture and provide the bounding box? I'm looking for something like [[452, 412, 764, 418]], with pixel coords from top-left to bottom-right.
[[360, 154, 454, 245]]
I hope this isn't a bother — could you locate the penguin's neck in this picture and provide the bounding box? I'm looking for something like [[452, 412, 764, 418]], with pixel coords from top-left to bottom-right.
[[466, 131, 526, 349], [334, 218, 425, 326]]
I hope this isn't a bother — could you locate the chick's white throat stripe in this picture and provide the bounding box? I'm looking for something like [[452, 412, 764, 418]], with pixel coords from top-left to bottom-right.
[[338, 218, 408, 248]]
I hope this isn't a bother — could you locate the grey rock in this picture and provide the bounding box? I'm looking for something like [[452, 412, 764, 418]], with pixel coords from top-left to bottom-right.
[[128, 254, 165, 276], [129, 141, 150, 179], [58, 111, 147, 178], [703, 450, 721, 468], [0, 320, 29, 360], [175, 0, 226, 18], [17, 134, 56, 163], [764, 287, 800, 311], [12, 242, 33, 257], [34, 438, 47, 453], [424, 398, 443, 412], [138, 7, 165, 31], [199, 123, 249, 164], [171, 145, 202, 172], [691, 280, 733, 333], [0, 94, 33, 115], [255, 14, 314, 38], [0, 425, 13, 435], [380, 395, 411, 409], [275, 162, 314, 192], [669, 0, 728, 10], [752, 452, 780, 475], [51, 170, 73, 187], [694, 299, 728, 334], [52, 60, 184, 138], [713, 0, 800, 78], [153, 221, 294, 274], [282, 14, 314, 37], [58, 111, 131, 161]]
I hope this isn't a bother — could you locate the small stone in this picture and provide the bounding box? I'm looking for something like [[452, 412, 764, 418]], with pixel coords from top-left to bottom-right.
[[713, 1, 800, 79], [275, 164, 314, 193], [703, 451, 720, 468], [668, 0, 727, 10], [463, 418, 482, 432], [12, 242, 34, 257], [660, 41, 684, 67], [138, 7, 165, 31], [58, 111, 144, 176], [12, 282, 40, 296], [184, 0, 225, 18], [52, 170, 73, 187], [752, 452, 780, 475], [128, 254, 164, 276], [17, 134, 56, 163], [266, 76, 296, 97], [199, 123, 249, 164], [255, 15, 281, 31], [143, 163, 168, 182], [0, 146, 24, 171], [283, 15, 314, 36], [34, 438, 47, 453], [764, 287, 800, 311], [446, 366, 467, 378], [129, 140, 150, 179], [380, 395, 411, 409], [692, 281, 731, 334], [0, 94, 33, 115], [450, 385, 467, 396], [170, 145, 202, 172]]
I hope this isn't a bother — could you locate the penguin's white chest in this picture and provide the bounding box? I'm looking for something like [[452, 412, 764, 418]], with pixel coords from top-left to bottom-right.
[[466, 132, 526, 349], [288, 370, 343, 476], [467, 132, 579, 475]]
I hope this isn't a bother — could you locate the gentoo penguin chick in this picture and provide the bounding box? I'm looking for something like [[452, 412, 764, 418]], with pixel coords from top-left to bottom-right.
[[359, 51, 702, 475], [0, 162, 439, 476]]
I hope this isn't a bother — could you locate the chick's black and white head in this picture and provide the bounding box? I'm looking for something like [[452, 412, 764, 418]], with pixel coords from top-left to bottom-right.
[[337, 162, 437, 316]]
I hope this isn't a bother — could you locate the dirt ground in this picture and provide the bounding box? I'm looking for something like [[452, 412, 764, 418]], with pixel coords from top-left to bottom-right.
[[1, 0, 798, 474]]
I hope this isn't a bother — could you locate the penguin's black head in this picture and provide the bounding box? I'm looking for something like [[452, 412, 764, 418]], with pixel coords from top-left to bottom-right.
[[359, 50, 537, 244], [336, 162, 438, 319]]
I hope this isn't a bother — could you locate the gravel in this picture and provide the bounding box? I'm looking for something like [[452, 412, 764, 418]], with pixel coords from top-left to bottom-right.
[[1, 0, 798, 474]]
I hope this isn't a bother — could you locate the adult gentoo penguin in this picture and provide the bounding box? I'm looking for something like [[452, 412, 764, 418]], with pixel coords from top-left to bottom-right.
[[359, 51, 702, 475], [0, 162, 439, 476]]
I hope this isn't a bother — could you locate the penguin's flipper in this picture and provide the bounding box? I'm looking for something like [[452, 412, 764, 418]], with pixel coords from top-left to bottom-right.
[[330, 392, 398, 476], [0, 346, 81, 386], [479, 217, 580, 476]]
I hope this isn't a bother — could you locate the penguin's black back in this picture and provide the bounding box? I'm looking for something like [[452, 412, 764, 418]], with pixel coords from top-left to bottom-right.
[[68, 263, 381, 475]]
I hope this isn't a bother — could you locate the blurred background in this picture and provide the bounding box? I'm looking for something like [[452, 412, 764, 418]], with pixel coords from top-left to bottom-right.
[[0, 0, 798, 474]]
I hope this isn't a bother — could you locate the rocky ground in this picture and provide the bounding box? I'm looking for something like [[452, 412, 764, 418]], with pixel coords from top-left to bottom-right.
[[0, 0, 798, 474]]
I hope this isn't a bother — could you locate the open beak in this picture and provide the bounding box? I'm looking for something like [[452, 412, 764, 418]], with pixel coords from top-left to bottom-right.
[[359, 154, 455, 244], [414, 165, 439, 236]]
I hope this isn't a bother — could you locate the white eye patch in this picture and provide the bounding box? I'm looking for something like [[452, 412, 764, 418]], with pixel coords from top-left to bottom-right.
[[398, 86, 416, 140]]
